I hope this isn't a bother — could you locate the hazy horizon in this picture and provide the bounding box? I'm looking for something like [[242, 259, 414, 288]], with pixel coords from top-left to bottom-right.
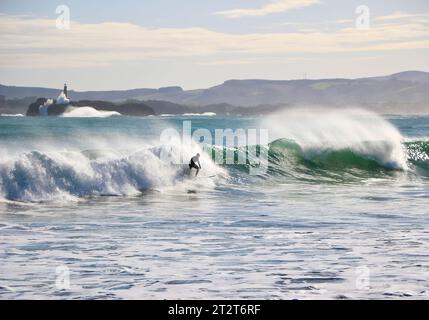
[[1, 69, 428, 92]]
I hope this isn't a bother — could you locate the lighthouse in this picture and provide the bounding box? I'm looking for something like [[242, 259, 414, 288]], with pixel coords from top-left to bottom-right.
[[63, 83, 68, 98]]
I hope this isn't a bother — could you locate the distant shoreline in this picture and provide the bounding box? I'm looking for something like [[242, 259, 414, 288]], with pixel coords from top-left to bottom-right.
[[1, 71, 429, 115]]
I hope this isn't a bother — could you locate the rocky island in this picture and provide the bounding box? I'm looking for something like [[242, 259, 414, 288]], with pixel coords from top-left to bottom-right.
[[26, 84, 155, 117]]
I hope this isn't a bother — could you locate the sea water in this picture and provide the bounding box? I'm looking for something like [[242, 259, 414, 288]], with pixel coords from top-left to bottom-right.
[[0, 112, 428, 299]]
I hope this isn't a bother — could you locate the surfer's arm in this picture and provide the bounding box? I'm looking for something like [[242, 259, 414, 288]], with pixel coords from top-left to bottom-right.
[[197, 160, 202, 169]]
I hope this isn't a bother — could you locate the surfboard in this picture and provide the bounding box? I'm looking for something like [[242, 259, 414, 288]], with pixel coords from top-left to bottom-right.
[[196, 175, 217, 179]]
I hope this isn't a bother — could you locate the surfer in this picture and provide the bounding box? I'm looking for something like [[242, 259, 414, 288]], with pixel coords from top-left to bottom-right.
[[189, 153, 202, 177]]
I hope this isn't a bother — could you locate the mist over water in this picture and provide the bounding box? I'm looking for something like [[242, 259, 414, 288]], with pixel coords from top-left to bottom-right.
[[61, 106, 121, 118], [264, 108, 407, 170], [0, 113, 428, 299], [0, 121, 223, 202]]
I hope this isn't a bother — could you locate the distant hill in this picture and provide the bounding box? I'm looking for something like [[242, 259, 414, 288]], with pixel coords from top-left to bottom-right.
[[1, 71, 429, 114], [0, 85, 183, 102], [370, 71, 429, 83]]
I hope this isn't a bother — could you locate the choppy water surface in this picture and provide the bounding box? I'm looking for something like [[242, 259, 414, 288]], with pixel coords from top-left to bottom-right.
[[0, 112, 428, 299]]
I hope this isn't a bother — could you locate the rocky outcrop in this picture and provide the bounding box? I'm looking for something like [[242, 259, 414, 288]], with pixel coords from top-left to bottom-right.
[[26, 98, 48, 116], [26, 98, 69, 116], [26, 98, 155, 117]]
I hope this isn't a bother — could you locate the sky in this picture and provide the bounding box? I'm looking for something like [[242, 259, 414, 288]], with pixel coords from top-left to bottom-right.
[[0, 0, 428, 90]]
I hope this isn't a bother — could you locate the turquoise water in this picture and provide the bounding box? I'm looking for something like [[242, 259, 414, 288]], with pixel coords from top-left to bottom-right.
[[0, 112, 428, 299]]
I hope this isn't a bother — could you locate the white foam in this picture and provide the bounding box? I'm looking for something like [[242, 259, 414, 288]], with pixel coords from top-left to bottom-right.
[[0, 114, 24, 117], [182, 112, 216, 117], [263, 107, 407, 169], [38, 99, 54, 116], [38, 91, 70, 116], [61, 106, 121, 118], [0, 141, 225, 202], [56, 91, 70, 105]]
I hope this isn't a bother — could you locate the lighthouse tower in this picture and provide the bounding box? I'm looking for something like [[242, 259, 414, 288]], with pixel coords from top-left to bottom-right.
[[63, 83, 68, 98]]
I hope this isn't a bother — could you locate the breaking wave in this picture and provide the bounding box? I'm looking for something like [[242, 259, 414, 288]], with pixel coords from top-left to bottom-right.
[[182, 112, 217, 117], [266, 139, 429, 181], [0, 143, 224, 202], [263, 108, 407, 170], [1, 108, 427, 202], [61, 106, 121, 118], [0, 114, 24, 117], [1, 138, 427, 202], [225, 108, 428, 182]]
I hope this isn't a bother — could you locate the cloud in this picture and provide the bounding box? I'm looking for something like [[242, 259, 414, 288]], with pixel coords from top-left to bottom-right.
[[197, 56, 312, 66], [375, 12, 429, 22], [214, 0, 319, 18], [0, 13, 428, 69]]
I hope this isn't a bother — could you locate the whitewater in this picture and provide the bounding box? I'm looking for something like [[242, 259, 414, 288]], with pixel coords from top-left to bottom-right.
[[0, 111, 428, 299]]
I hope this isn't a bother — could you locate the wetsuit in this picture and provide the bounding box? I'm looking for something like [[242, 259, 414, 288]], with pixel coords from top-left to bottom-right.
[[189, 158, 199, 170]]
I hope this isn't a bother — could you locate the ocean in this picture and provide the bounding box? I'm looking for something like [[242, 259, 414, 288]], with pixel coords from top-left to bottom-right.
[[0, 110, 428, 299]]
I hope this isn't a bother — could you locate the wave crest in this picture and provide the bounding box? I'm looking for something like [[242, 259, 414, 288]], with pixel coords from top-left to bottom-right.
[[0, 144, 224, 202]]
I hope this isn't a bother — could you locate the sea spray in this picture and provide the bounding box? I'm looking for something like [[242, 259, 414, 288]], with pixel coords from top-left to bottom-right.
[[0, 142, 224, 202], [38, 99, 54, 116], [263, 108, 408, 170], [1, 115, 427, 202], [61, 106, 121, 118]]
